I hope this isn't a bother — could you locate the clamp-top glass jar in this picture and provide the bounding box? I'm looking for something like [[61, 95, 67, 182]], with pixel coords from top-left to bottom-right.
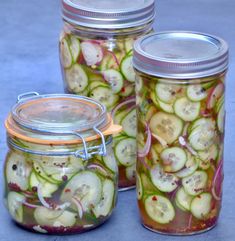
[[133, 32, 229, 235], [59, 0, 155, 190], [4, 92, 122, 234]]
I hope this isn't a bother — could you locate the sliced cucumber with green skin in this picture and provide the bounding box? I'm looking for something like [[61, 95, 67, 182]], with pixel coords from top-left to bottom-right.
[[6, 152, 31, 190], [114, 110, 129, 124], [215, 95, 224, 114], [60, 38, 72, 68], [69, 36, 80, 62], [155, 83, 182, 104], [176, 187, 193, 211], [187, 84, 207, 101], [175, 153, 199, 178], [89, 86, 119, 109], [175, 198, 187, 212], [126, 163, 136, 181], [198, 144, 218, 170], [136, 174, 143, 200], [89, 81, 109, 92], [150, 112, 183, 145], [30, 172, 58, 197], [8, 192, 25, 223], [161, 147, 187, 172], [92, 179, 115, 218], [182, 171, 208, 196], [124, 39, 134, 53], [217, 104, 225, 133], [190, 193, 212, 219], [145, 195, 175, 224], [81, 41, 103, 66], [150, 92, 174, 114], [136, 75, 143, 92], [103, 153, 118, 173], [61, 171, 102, 212], [121, 109, 137, 137], [188, 118, 216, 151], [102, 69, 124, 93], [119, 84, 134, 97], [100, 51, 119, 70], [121, 55, 136, 82], [174, 97, 200, 122], [65, 64, 88, 93], [34, 206, 77, 227], [150, 165, 179, 192], [114, 138, 136, 167]]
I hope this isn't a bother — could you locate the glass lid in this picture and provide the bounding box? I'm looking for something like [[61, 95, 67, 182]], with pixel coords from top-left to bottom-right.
[[12, 94, 107, 133]]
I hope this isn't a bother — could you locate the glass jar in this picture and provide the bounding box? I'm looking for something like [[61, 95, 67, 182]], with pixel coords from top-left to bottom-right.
[[133, 32, 229, 235], [4, 92, 122, 234], [59, 0, 155, 190]]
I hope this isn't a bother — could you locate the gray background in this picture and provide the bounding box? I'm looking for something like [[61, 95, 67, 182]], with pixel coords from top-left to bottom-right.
[[0, 0, 234, 240]]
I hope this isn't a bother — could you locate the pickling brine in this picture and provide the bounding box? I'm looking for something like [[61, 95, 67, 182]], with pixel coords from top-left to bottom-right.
[[133, 32, 229, 234], [59, 0, 155, 190]]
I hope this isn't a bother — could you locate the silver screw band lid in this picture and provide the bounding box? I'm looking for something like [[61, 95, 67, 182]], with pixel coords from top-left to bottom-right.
[[133, 31, 229, 79], [62, 0, 155, 29]]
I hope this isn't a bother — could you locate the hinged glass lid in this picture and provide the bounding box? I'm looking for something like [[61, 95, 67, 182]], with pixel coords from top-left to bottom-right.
[[12, 93, 107, 133]]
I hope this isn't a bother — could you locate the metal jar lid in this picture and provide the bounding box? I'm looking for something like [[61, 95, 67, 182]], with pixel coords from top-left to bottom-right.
[[62, 0, 155, 29], [5, 92, 122, 159], [133, 31, 229, 79]]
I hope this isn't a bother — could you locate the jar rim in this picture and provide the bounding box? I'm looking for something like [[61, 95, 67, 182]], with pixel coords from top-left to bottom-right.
[[62, 0, 155, 29], [133, 31, 229, 79]]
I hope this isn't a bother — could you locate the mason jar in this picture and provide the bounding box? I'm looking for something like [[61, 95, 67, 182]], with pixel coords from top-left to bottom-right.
[[4, 92, 122, 234], [59, 0, 155, 190], [133, 32, 229, 234]]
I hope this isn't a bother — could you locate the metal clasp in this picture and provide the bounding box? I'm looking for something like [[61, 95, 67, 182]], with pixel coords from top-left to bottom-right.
[[74, 125, 107, 160], [17, 92, 39, 102]]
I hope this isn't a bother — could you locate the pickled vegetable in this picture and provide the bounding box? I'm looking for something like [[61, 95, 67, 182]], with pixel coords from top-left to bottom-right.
[[136, 73, 225, 234]]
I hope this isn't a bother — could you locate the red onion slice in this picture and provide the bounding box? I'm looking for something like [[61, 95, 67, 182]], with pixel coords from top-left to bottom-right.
[[72, 197, 84, 219], [212, 160, 223, 201], [111, 97, 135, 118]]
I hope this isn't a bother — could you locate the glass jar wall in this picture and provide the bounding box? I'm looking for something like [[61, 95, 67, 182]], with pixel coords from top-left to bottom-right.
[[133, 32, 229, 234], [59, 0, 155, 190]]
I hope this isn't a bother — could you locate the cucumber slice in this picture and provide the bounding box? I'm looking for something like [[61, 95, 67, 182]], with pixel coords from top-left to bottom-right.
[[175, 153, 199, 178], [103, 153, 118, 173], [89, 86, 119, 109], [29, 172, 58, 197], [175, 198, 187, 212], [89, 81, 109, 92], [198, 144, 218, 170], [150, 92, 174, 113], [61, 171, 102, 212], [182, 171, 208, 196], [215, 95, 224, 114], [6, 152, 31, 190], [114, 109, 129, 124], [65, 64, 88, 93], [126, 163, 136, 181], [102, 69, 123, 93], [92, 179, 115, 218], [190, 193, 212, 219], [119, 84, 134, 97], [187, 85, 207, 101], [155, 83, 182, 104], [174, 97, 200, 122], [34, 206, 77, 227], [60, 38, 72, 68], [81, 41, 103, 66], [160, 147, 187, 172], [217, 104, 225, 133], [69, 36, 80, 62], [150, 165, 179, 192], [124, 39, 134, 53], [121, 109, 137, 137], [7, 192, 25, 223], [176, 187, 193, 211], [188, 118, 216, 151], [121, 55, 136, 82], [136, 75, 143, 92], [136, 174, 143, 200], [150, 112, 183, 144], [114, 138, 136, 167], [100, 51, 119, 70], [145, 195, 175, 224]]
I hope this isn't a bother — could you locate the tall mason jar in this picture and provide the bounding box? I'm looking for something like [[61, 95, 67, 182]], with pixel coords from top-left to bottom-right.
[[59, 0, 155, 190], [133, 32, 229, 234], [4, 93, 122, 234]]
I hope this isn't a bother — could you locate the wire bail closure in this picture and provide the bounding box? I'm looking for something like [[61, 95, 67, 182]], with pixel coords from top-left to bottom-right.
[[17, 92, 40, 102]]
